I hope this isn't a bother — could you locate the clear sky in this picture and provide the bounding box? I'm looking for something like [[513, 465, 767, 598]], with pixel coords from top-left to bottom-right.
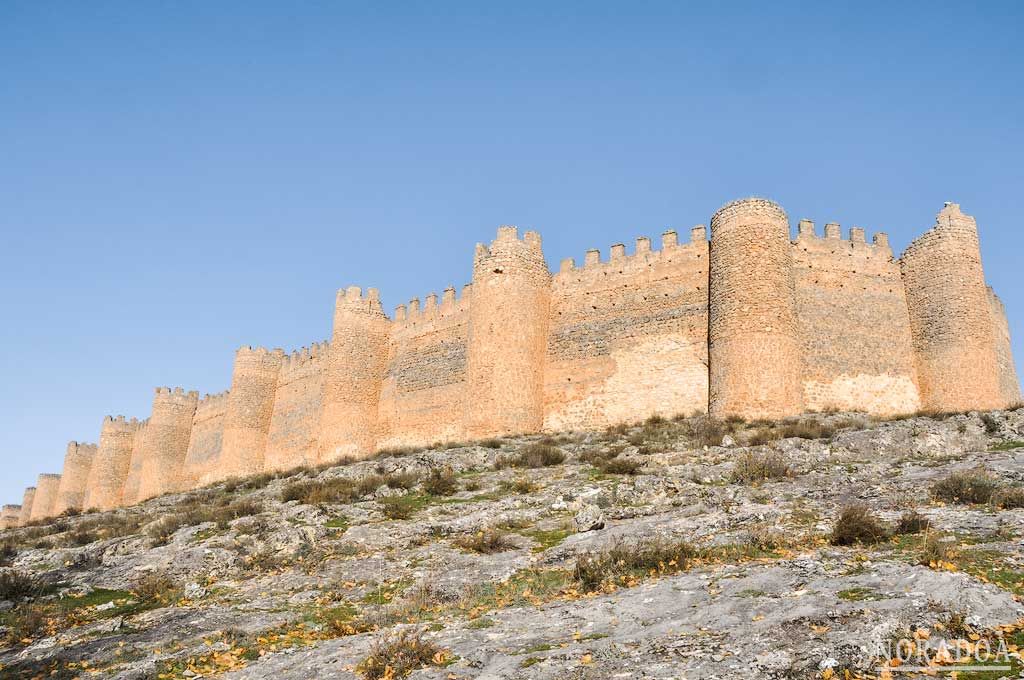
[[1, 2, 1021, 504]]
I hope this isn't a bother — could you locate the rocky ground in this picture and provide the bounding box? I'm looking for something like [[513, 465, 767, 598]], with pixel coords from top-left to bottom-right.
[[2, 409, 1024, 679]]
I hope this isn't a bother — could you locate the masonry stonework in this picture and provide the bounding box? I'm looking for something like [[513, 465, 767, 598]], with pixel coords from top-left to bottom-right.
[[709, 199, 803, 419], [5, 198, 1019, 523], [901, 204, 1005, 412], [18, 487, 35, 526], [119, 421, 149, 507], [136, 388, 198, 501], [53, 441, 97, 515], [216, 347, 285, 480], [29, 473, 61, 522], [84, 416, 141, 511]]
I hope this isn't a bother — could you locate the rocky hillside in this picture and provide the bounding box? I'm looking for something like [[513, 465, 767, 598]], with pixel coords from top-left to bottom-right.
[[2, 410, 1024, 679]]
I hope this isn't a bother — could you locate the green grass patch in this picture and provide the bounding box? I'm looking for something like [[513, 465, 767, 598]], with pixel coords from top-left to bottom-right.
[[837, 587, 882, 601], [325, 516, 349, 531], [990, 440, 1024, 452], [522, 528, 572, 553]]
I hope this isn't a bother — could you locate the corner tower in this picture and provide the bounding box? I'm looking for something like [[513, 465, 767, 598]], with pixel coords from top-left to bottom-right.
[[900, 203, 1005, 411], [216, 346, 284, 480], [709, 198, 803, 419], [465, 226, 551, 437], [319, 287, 390, 461]]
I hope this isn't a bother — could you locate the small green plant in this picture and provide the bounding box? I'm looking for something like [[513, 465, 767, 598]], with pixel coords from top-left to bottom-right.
[[829, 504, 890, 546], [931, 470, 1000, 504], [980, 413, 1000, 435], [379, 495, 418, 520]]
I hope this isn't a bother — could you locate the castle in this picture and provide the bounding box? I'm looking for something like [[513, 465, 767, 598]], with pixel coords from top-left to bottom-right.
[[2, 198, 1019, 528]]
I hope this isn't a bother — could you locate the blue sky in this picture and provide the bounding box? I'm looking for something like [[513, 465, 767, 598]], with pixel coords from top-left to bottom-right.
[[1, 2, 1021, 503]]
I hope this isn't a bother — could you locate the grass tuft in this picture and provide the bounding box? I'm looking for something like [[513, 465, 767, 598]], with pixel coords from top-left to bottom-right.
[[829, 504, 890, 546]]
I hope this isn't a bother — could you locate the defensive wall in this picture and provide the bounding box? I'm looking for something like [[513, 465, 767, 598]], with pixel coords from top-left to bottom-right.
[[7, 198, 1019, 523]]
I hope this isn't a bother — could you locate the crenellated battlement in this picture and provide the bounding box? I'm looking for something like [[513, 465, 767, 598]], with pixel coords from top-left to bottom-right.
[[393, 283, 472, 326], [555, 224, 709, 279], [279, 341, 328, 369], [336, 286, 387, 317], [794, 219, 892, 255], [102, 415, 142, 431], [154, 386, 200, 402]]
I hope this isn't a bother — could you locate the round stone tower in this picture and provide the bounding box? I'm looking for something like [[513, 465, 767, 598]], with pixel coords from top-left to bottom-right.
[[465, 226, 551, 437], [319, 287, 391, 462], [137, 388, 198, 501], [30, 473, 61, 522], [84, 416, 140, 511], [217, 347, 284, 480], [18, 487, 35, 526], [709, 198, 803, 419], [53, 441, 97, 515], [900, 203, 1003, 411]]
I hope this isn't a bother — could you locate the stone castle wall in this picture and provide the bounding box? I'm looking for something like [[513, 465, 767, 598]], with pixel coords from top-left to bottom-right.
[[544, 227, 710, 430], [378, 290, 470, 449], [180, 392, 228, 487], [791, 222, 921, 415], [8, 198, 1020, 524], [265, 344, 326, 471]]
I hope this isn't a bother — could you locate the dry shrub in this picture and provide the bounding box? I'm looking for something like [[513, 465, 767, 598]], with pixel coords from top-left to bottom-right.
[[0, 542, 16, 566], [598, 458, 642, 475], [501, 477, 538, 494], [282, 477, 358, 505], [496, 443, 565, 469], [3, 605, 47, 645], [829, 504, 890, 546], [479, 438, 504, 449], [731, 450, 791, 484], [454, 529, 515, 554], [574, 538, 697, 592], [132, 572, 178, 604], [422, 467, 458, 496], [992, 486, 1024, 509], [920, 534, 957, 566], [379, 496, 416, 520], [746, 523, 792, 552], [931, 470, 999, 505], [0, 570, 41, 600], [683, 417, 728, 448], [895, 510, 930, 534], [357, 629, 446, 679]]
